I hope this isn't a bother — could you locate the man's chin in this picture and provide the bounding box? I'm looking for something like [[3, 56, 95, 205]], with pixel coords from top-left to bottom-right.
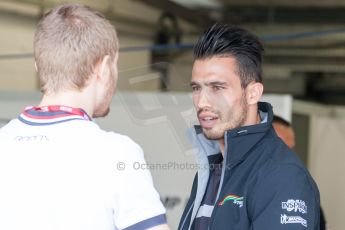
[[202, 128, 224, 140]]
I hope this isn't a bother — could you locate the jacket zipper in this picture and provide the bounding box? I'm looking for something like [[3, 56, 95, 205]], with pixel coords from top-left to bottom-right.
[[179, 202, 194, 230], [208, 132, 229, 229]]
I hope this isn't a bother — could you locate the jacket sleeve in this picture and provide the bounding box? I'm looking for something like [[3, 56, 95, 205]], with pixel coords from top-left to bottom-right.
[[248, 163, 320, 229]]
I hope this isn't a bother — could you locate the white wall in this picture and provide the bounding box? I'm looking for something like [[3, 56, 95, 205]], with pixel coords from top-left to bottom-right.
[[309, 116, 345, 230], [0, 10, 36, 91], [294, 100, 345, 230]]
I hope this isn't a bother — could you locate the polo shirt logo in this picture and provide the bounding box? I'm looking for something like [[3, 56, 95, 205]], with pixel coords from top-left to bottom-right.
[[218, 194, 244, 207]]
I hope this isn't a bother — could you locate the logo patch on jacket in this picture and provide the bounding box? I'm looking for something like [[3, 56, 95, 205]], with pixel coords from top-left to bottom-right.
[[281, 214, 307, 227], [282, 199, 307, 214], [218, 194, 243, 207]]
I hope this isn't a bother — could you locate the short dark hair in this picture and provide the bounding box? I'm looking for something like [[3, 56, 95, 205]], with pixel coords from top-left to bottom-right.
[[193, 24, 264, 88], [273, 115, 291, 127]]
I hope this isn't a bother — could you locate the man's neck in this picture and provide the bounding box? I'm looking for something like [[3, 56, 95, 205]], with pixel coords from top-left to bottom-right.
[[218, 113, 261, 157], [39, 90, 94, 117], [219, 138, 225, 156]]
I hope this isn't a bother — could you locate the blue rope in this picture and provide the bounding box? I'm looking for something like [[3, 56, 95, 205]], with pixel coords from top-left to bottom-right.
[[1, 28, 345, 59]]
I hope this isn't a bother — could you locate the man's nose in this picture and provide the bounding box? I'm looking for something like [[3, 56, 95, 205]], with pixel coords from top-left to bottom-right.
[[197, 89, 212, 109]]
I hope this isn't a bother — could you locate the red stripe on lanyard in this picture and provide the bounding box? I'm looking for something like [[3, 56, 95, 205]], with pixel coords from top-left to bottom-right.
[[27, 105, 91, 121]]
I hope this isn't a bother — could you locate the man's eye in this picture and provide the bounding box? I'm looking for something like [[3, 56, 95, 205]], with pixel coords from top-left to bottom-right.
[[213, 85, 224, 91], [191, 86, 200, 91]]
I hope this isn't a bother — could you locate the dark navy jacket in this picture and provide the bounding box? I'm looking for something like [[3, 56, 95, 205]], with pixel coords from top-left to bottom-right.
[[179, 102, 320, 230]]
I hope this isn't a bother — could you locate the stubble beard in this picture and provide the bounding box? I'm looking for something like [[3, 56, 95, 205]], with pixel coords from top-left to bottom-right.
[[202, 96, 248, 140], [93, 64, 115, 118]]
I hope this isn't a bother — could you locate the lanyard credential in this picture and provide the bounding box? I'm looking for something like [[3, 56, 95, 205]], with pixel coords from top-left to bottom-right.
[[25, 105, 92, 121]]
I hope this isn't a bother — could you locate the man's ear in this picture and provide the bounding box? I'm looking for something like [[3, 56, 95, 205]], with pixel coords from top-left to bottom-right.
[[246, 82, 264, 105], [34, 61, 38, 72], [95, 55, 110, 83]]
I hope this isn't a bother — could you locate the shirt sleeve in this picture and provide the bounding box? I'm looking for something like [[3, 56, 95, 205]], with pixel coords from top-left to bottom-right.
[[111, 138, 167, 230], [249, 164, 320, 229]]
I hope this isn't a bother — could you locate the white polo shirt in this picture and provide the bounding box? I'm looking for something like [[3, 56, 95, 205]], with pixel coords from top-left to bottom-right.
[[0, 106, 166, 230]]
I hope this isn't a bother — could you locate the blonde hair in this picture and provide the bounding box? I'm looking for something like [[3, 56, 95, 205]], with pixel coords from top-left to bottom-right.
[[34, 3, 119, 94]]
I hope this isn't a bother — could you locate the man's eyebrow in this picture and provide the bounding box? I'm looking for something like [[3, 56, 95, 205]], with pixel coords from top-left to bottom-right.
[[205, 81, 227, 86], [189, 81, 228, 87], [189, 81, 198, 87]]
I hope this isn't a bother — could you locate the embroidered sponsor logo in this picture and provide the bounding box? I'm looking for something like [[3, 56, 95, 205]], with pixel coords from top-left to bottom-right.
[[14, 135, 50, 142], [282, 199, 307, 214], [218, 194, 243, 207], [281, 214, 307, 227]]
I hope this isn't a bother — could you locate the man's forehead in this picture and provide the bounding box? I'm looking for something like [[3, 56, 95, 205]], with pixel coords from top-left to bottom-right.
[[192, 57, 239, 77], [190, 72, 240, 87]]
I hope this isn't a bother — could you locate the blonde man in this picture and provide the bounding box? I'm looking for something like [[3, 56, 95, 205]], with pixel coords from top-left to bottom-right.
[[0, 3, 169, 230]]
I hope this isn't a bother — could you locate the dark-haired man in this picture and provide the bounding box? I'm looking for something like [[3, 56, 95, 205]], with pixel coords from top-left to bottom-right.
[[178, 25, 320, 229]]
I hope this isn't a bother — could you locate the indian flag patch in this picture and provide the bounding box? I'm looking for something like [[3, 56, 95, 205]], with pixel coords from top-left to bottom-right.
[[218, 194, 244, 207]]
